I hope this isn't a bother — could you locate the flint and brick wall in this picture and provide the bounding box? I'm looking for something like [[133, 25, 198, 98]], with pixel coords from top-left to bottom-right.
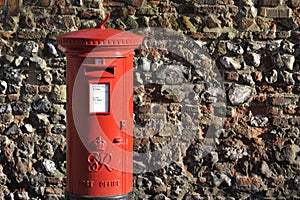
[[0, 0, 299, 199]]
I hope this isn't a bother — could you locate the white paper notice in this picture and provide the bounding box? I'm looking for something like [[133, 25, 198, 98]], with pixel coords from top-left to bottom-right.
[[89, 84, 109, 113]]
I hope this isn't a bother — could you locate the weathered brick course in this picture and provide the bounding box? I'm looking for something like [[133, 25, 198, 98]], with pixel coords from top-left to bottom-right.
[[0, 0, 5, 6], [260, 7, 293, 18], [7, 0, 20, 16]]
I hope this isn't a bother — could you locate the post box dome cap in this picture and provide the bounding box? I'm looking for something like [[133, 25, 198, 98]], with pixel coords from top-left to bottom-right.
[[57, 13, 143, 49]]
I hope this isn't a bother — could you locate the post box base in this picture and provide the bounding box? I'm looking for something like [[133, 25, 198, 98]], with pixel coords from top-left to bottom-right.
[[66, 192, 133, 200]]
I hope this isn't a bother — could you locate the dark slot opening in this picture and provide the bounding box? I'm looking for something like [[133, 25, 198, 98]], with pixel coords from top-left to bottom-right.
[[85, 67, 114, 75]]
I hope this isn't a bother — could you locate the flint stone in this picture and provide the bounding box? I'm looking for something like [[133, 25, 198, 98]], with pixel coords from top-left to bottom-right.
[[279, 144, 300, 165], [294, 73, 300, 82], [52, 85, 67, 103], [281, 54, 295, 70], [260, 161, 272, 178], [227, 42, 244, 54], [250, 115, 269, 127], [46, 43, 59, 57], [4, 54, 14, 63], [24, 41, 39, 55], [138, 57, 151, 72], [211, 172, 231, 187], [8, 84, 21, 94], [127, 16, 139, 29], [4, 68, 22, 85], [216, 41, 227, 56], [158, 123, 180, 137], [32, 98, 51, 113], [242, 74, 255, 86], [42, 142, 54, 158], [0, 80, 7, 94], [267, 40, 281, 52], [228, 84, 255, 106], [51, 124, 66, 134], [43, 71, 53, 84], [284, 127, 299, 138], [23, 124, 33, 133], [155, 64, 187, 85], [152, 194, 171, 200], [224, 147, 248, 161], [13, 101, 31, 114], [161, 85, 187, 102], [281, 71, 295, 85], [0, 104, 12, 114], [36, 113, 50, 125], [281, 40, 294, 54], [249, 52, 261, 67], [30, 56, 49, 71], [45, 195, 65, 200], [15, 191, 29, 199], [220, 57, 241, 70], [81, 20, 97, 29], [265, 69, 278, 83], [5, 123, 21, 136], [42, 159, 57, 175], [14, 56, 24, 67], [52, 69, 66, 84]]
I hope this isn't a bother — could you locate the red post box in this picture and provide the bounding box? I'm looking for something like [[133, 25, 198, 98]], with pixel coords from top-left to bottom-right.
[[57, 14, 143, 199]]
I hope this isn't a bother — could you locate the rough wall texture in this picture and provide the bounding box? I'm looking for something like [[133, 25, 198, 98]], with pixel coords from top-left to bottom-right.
[[0, 0, 299, 199]]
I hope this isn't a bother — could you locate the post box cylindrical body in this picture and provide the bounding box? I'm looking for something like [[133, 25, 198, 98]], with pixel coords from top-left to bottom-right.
[[57, 24, 143, 199]]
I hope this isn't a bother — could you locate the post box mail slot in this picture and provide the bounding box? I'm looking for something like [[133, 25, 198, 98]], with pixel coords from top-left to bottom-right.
[[57, 13, 143, 200]]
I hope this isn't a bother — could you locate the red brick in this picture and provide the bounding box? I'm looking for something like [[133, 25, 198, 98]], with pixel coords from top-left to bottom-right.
[[56, 0, 65, 6], [39, 85, 52, 93], [242, 19, 255, 30], [250, 105, 269, 115], [132, 0, 145, 6], [229, 5, 239, 14], [272, 117, 289, 127], [247, 127, 267, 138], [257, 85, 275, 93], [25, 85, 39, 94], [39, 0, 51, 7], [260, 7, 292, 18], [7, 0, 20, 16], [272, 177, 285, 186], [253, 95, 267, 103], [236, 177, 262, 187], [60, 7, 76, 15], [205, 0, 217, 5], [8, 94, 20, 102], [0, 0, 5, 6], [269, 107, 282, 115], [197, 5, 228, 15], [260, 0, 282, 7], [14, 115, 29, 124], [217, 0, 229, 4], [45, 187, 64, 194], [190, 32, 221, 39], [103, 1, 125, 7], [253, 71, 263, 82], [271, 95, 298, 106], [283, 106, 296, 115], [149, 1, 160, 5]]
